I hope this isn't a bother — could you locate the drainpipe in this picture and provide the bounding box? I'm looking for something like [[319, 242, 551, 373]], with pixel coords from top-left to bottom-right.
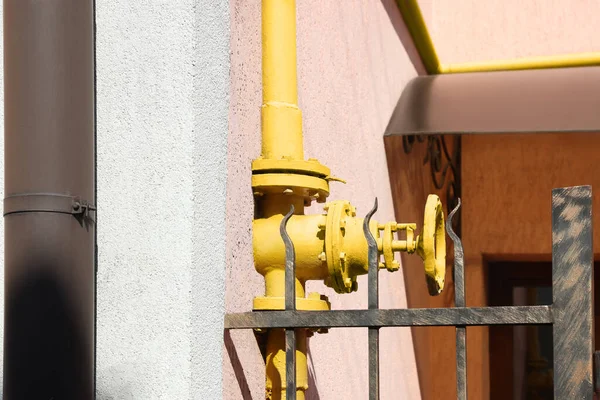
[[3, 1, 96, 399], [253, 1, 446, 399]]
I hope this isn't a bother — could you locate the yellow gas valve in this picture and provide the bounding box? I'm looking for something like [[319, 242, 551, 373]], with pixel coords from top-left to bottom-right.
[[253, 194, 446, 311], [320, 194, 445, 295]]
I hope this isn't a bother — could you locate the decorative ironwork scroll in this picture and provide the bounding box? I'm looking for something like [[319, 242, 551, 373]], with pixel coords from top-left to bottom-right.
[[402, 134, 461, 234]]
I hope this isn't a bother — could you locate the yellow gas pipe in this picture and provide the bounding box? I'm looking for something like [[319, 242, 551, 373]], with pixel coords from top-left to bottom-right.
[[261, 0, 303, 161], [253, 1, 446, 399], [255, 1, 311, 398]]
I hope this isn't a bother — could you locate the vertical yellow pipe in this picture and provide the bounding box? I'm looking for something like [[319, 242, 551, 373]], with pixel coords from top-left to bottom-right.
[[266, 329, 308, 400], [261, 1, 308, 399], [261, 0, 304, 160]]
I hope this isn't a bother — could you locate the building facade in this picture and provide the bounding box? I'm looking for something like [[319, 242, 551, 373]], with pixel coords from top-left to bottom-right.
[[1, 0, 599, 399]]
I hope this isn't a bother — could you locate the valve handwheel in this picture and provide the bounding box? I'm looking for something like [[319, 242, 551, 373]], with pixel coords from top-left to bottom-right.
[[319, 194, 446, 296], [417, 194, 446, 296]]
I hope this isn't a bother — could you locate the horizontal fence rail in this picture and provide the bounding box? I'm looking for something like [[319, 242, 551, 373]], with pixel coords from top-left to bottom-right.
[[224, 306, 554, 329]]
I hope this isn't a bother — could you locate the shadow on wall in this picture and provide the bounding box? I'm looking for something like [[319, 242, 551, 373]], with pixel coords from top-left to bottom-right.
[[224, 331, 322, 399], [3, 270, 92, 399], [306, 345, 321, 400], [380, 0, 428, 75], [225, 330, 254, 400]]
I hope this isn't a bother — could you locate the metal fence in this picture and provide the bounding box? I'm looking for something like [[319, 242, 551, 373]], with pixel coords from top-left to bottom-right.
[[225, 185, 595, 399]]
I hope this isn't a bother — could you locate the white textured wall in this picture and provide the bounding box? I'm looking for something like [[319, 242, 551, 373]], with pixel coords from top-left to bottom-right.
[[96, 1, 229, 398]]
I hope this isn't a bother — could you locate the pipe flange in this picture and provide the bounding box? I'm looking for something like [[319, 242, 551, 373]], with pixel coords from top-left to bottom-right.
[[252, 158, 331, 177], [251, 173, 330, 204], [251, 158, 345, 204], [322, 200, 357, 294]]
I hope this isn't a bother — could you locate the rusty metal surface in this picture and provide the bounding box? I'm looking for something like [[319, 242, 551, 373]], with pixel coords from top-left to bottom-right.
[[3, 0, 96, 398], [364, 199, 380, 400], [281, 206, 296, 400], [447, 200, 464, 308], [285, 328, 296, 400], [447, 200, 466, 400], [594, 351, 600, 394], [551, 186, 594, 399], [455, 328, 467, 400], [224, 306, 553, 329], [282, 206, 296, 312], [384, 67, 600, 136]]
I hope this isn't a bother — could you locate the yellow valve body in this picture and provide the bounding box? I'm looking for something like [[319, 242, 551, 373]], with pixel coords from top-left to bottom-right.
[[253, 196, 446, 298], [253, 196, 446, 397], [253, 209, 378, 299]]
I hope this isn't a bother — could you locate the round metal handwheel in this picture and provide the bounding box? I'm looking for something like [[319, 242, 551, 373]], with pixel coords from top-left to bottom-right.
[[418, 194, 446, 296]]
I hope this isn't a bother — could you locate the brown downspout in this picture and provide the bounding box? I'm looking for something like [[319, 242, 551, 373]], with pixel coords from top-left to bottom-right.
[[3, 1, 96, 398]]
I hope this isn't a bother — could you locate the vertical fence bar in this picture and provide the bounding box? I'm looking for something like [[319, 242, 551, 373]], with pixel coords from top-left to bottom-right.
[[594, 351, 600, 396], [551, 186, 593, 399], [364, 199, 380, 400], [285, 329, 296, 400], [281, 206, 296, 400], [455, 328, 466, 400], [447, 200, 466, 400]]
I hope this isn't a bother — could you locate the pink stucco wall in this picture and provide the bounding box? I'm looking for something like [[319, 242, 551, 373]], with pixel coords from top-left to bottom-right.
[[420, 0, 600, 64], [224, 1, 422, 399], [224, 1, 600, 399]]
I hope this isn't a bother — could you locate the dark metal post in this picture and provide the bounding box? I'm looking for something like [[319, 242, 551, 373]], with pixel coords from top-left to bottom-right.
[[552, 186, 594, 399], [447, 200, 466, 400], [3, 1, 96, 398], [365, 199, 380, 400], [281, 206, 296, 400]]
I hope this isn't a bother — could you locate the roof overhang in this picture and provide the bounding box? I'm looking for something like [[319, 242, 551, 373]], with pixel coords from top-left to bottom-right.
[[385, 66, 600, 136]]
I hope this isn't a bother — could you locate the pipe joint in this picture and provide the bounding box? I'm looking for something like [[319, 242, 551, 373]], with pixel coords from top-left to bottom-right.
[[251, 158, 338, 206]]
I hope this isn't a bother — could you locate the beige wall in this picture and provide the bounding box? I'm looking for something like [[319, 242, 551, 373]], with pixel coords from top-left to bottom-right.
[[224, 1, 421, 398]]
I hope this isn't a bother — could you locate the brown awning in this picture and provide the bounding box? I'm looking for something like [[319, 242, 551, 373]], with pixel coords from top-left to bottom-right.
[[385, 67, 600, 136]]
